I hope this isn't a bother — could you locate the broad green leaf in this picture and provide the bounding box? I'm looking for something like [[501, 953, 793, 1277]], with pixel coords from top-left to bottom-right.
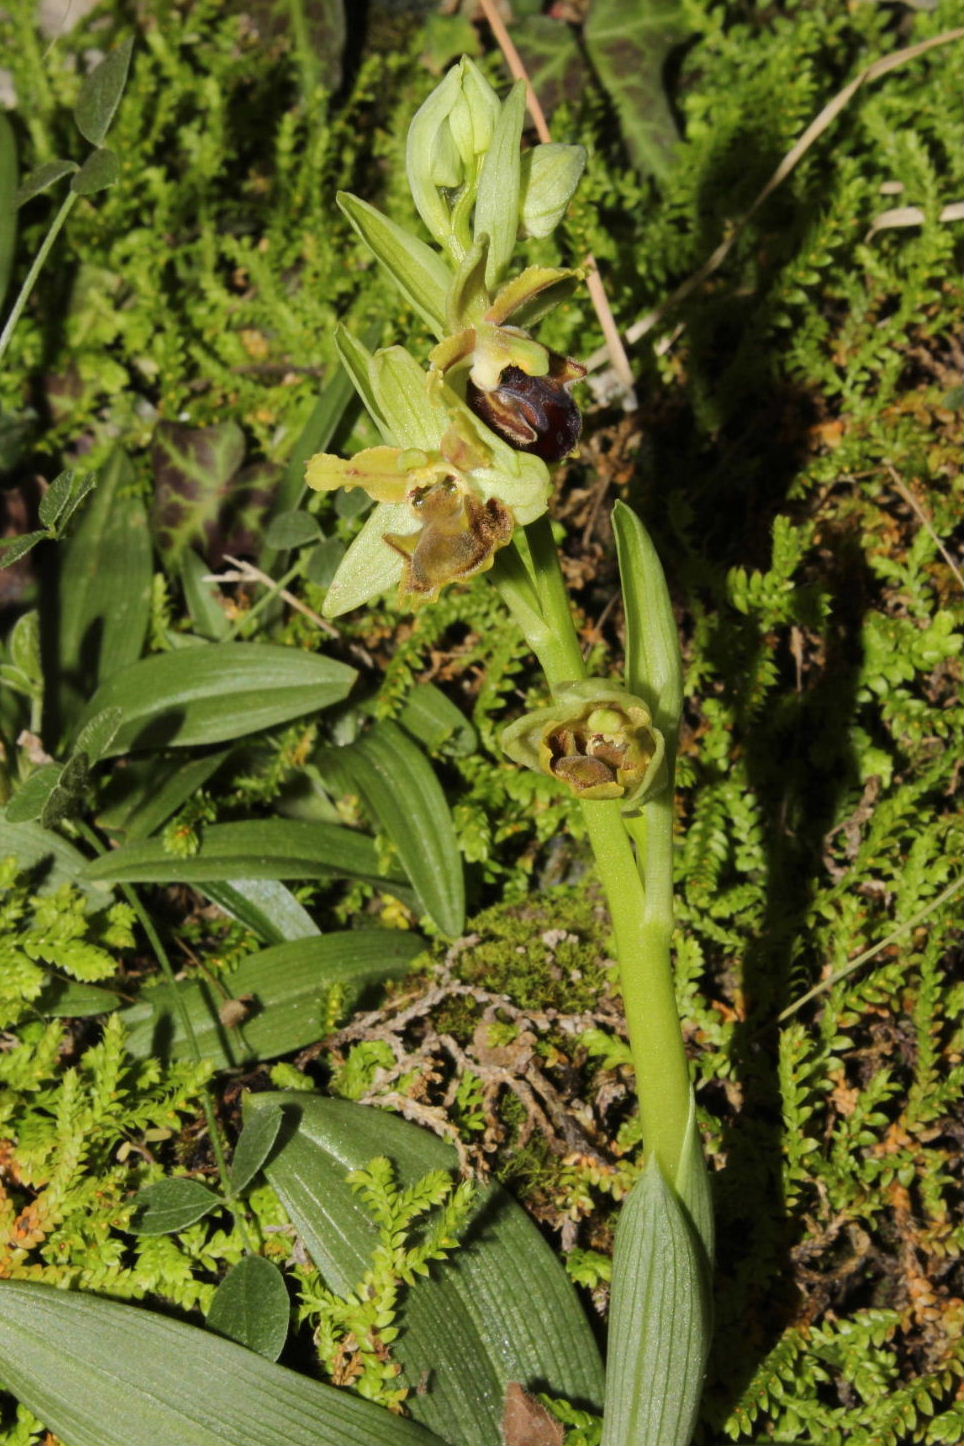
[[612, 499, 683, 752], [207, 1255, 290, 1361], [263, 511, 322, 550], [4, 764, 63, 824], [130, 1178, 222, 1235], [397, 683, 477, 757], [247, 1092, 605, 1446], [120, 929, 425, 1067], [74, 38, 134, 146], [0, 112, 16, 307], [35, 975, 122, 1017], [0, 531, 45, 567], [229, 1104, 285, 1195], [328, 721, 465, 937], [0, 809, 111, 908], [84, 818, 402, 893], [599, 1157, 712, 1446], [96, 749, 231, 841], [15, 158, 78, 207], [75, 643, 356, 755], [337, 192, 451, 337], [583, 0, 686, 181], [0, 1279, 447, 1446], [474, 80, 526, 289], [71, 147, 120, 196], [58, 449, 152, 725], [202, 879, 320, 945]]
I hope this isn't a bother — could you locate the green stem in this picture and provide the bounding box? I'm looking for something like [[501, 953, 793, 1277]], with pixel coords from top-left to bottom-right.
[[75, 822, 256, 1243], [493, 518, 691, 1179], [0, 190, 77, 366]]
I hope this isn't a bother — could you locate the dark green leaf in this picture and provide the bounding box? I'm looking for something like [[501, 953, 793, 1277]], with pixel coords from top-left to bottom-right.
[[599, 1157, 712, 1446], [397, 683, 477, 757], [4, 765, 63, 824], [330, 721, 465, 937], [35, 976, 122, 1017], [71, 147, 121, 196], [72, 706, 124, 766], [583, 0, 686, 181], [0, 1279, 447, 1446], [247, 1093, 605, 1446], [75, 644, 356, 755], [38, 470, 75, 528], [15, 158, 78, 207], [58, 449, 152, 725], [207, 1256, 290, 1361], [84, 818, 401, 891], [180, 549, 231, 640], [612, 500, 683, 751], [56, 469, 98, 529], [0, 112, 17, 308], [229, 1104, 285, 1195], [96, 749, 231, 841], [150, 419, 246, 569], [202, 879, 320, 945], [0, 809, 111, 908], [0, 531, 46, 568], [74, 39, 134, 146], [263, 511, 322, 551], [120, 929, 424, 1067], [130, 1178, 222, 1235]]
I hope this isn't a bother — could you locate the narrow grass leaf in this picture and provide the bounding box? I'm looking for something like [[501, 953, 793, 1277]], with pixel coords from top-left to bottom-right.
[[35, 976, 122, 1017], [246, 1092, 605, 1446], [599, 1157, 711, 1446], [130, 1178, 222, 1235], [0, 1279, 448, 1446], [74, 644, 356, 754], [206, 1256, 290, 1361], [329, 721, 465, 937], [120, 930, 425, 1067]]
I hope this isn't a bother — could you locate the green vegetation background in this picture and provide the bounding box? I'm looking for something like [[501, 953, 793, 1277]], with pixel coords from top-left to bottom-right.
[[0, 2, 960, 1443]]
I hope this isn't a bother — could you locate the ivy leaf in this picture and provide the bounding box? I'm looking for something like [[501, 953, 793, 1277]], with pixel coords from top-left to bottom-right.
[[583, 0, 686, 181]]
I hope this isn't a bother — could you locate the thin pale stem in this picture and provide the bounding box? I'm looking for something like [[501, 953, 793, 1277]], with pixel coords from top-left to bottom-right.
[[0, 190, 77, 366]]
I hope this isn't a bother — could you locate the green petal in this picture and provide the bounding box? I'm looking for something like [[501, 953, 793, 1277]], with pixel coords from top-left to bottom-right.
[[305, 446, 409, 503]]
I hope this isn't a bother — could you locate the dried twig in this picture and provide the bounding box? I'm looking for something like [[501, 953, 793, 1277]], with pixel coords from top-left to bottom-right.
[[884, 464, 964, 589]]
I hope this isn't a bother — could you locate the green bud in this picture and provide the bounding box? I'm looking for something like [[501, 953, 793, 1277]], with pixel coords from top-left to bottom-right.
[[406, 59, 501, 247], [519, 143, 586, 238], [501, 681, 666, 807]]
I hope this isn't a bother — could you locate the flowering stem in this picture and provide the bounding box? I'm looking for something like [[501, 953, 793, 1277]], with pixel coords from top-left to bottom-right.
[[493, 517, 691, 1180]]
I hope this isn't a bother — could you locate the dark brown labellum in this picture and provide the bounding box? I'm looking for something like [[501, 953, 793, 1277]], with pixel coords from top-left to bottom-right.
[[467, 365, 582, 462]]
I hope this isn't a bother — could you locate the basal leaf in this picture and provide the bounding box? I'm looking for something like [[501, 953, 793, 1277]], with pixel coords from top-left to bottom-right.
[[74, 644, 356, 755], [0, 1279, 447, 1446], [96, 749, 231, 841], [0, 809, 111, 908], [120, 930, 425, 1067], [202, 879, 320, 945], [397, 683, 477, 757], [247, 1092, 605, 1446], [327, 721, 465, 937]]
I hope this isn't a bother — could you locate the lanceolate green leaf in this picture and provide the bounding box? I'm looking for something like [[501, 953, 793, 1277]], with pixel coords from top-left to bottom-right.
[[0, 810, 111, 909], [612, 499, 683, 752], [120, 930, 425, 1067], [599, 1157, 712, 1446], [202, 879, 320, 945], [74, 644, 356, 755], [83, 819, 406, 895], [247, 1092, 605, 1446], [328, 721, 465, 937], [58, 449, 152, 725], [96, 749, 232, 841], [337, 192, 451, 337], [0, 1279, 448, 1446]]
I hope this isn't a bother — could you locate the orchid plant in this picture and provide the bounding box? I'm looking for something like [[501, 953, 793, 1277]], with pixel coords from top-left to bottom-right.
[[307, 57, 714, 1446]]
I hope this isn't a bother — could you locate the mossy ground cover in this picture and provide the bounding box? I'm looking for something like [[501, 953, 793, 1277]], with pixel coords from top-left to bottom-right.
[[0, 3, 960, 1443]]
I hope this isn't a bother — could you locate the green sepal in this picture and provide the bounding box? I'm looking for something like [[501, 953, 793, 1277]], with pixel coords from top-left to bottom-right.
[[337, 192, 451, 337], [474, 79, 526, 290]]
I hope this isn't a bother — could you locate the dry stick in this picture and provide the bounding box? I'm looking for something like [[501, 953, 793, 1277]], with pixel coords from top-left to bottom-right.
[[584, 26, 964, 373], [884, 463, 964, 589], [476, 0, 638, 405]]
